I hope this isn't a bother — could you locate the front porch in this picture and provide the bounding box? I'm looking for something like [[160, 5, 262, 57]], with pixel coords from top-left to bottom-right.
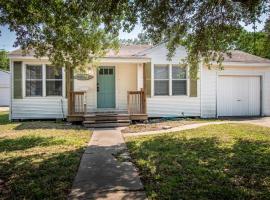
[[67, 90, 148, 127], [66, 62, 149, 126]]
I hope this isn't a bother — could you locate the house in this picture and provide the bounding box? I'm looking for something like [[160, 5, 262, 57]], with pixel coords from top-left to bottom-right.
[[0, 69, 10, 106], [8, 43, 270, 126]]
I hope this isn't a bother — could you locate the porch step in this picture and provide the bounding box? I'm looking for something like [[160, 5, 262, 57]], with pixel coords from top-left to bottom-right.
[[84, 114, 130, 121], [83, 113, 131, 128], [83, 120, 130, 128]]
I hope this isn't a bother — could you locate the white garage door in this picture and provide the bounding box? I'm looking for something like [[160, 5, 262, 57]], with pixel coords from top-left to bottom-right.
[[0, 87, 10, 106], [217, 76, 261, 116]]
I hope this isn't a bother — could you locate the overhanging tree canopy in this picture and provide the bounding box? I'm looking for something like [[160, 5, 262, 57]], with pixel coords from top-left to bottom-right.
[[0, 0, 269, 75]]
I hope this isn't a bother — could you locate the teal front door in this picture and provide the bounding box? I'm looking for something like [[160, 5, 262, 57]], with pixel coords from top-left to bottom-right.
[[97, 66, 115, 108]]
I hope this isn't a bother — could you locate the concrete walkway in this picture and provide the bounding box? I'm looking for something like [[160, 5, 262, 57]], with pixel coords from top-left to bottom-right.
[[123, 117, 270, 137], [69, 128, 147, 200]]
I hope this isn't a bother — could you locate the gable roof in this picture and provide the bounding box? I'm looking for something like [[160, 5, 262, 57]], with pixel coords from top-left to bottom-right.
[[8, 45, 152, 59], [8, 44, 270, 64], [223, 50, 270, 63]]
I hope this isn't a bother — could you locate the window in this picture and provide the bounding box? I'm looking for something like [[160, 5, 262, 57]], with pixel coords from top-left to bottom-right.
[[154, 64, 187, 96], [46, 65, 63, 96], [26, 65, 43, 96], [154, 65, 169, 95], [172, 65, 187, 95]]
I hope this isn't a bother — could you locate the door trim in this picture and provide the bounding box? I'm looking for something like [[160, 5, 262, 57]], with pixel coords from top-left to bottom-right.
[[96, 66, 116, 109]]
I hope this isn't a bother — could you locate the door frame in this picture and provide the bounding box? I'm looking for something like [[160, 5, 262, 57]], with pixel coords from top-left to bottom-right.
[[216, 75, 262, 117], [96, 66, 116, 109]]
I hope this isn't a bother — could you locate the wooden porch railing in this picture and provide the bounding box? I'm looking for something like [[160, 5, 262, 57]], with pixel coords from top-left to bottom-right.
[[127, 89, 146, 115], [69, 91, 86, 115]]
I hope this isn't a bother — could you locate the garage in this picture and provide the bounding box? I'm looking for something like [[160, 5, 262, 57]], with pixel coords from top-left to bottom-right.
[[217, 75, 261, 117]]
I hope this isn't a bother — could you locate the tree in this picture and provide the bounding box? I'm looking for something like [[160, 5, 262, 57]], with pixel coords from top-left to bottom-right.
[[0, 50, 9, 71], [0, 0, 269, 76], [120, 32, 152, 45], [233, 29, 269, 58]]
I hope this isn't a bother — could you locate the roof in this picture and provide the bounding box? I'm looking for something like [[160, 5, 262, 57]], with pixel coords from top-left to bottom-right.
[[8, 45, 152, 59], [8, 45, 270, 64], [224, 50, 270, 63]]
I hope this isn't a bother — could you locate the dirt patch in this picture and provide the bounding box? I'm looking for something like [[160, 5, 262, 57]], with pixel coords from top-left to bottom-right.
[[121, 118, 215, 133]]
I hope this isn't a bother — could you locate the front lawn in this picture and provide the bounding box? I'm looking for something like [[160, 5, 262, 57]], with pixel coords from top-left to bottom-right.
[[0, 111, 91, 199], [126, 124, 270, 199]]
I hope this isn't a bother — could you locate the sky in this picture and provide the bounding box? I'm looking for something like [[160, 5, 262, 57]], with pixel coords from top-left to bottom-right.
[[0, 14, 267, 51]]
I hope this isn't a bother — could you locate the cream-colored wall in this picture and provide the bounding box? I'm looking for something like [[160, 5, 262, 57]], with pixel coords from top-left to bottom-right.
[[74, 63, 137, 111]]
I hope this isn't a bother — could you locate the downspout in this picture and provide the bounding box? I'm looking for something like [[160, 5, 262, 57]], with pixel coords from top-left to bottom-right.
[[9, 59, 12, 121]]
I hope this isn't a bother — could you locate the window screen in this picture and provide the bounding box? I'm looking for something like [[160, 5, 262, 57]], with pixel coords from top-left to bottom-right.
[[172, 65, 187, 95], [154, 65, 169, 95], [26, 65, 43, 96], [46, 65, 63, 96]]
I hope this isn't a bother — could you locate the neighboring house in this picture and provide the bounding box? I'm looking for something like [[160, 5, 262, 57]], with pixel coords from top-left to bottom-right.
[[0, 69, 10, 106], [8, 43, 270, 125]]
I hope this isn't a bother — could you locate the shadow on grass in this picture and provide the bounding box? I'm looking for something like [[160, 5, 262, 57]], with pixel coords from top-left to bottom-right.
[[127, 136, 270, 199], [0, 147, 85, 199], [0, 112, 10, 125], [14, 121, 84, 130], [0, 111, 84, 130], [0, 135, 67, 152]]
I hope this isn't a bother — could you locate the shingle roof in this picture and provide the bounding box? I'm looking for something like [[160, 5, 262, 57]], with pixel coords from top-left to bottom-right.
[[8, 45, 270, 64], [224, 50, 270, 63], [8, 45, 152, 58]]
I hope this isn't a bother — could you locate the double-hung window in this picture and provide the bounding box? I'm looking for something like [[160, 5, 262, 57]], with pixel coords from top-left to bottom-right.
[[26, 65, 43, 97], [154, 64, 187, 96], [154, 65, 169, 95], [172, 65, 187, 95], [25, 64, 63, 97], [46, 65, 63, 96]]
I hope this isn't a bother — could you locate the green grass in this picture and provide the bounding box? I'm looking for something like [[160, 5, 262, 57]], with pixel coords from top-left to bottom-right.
[[126, 124, 270, 200], [0, 111, 91, 199]]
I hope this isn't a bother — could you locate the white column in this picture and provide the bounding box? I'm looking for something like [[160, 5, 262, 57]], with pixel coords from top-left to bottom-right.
[[42, 64, 46, 97], [169, 64, 172, 96], [137, 63, 144, 90]]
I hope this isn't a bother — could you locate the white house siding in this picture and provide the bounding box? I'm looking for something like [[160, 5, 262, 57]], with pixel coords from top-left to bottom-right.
[[11, 98, 67, 119], [0, 70, 10, 106], [201, 65, 270, 118], [74, 63, 137, 112], [144, 43, 201, 117], [200, 66, 217, 118], [9, 60, 67, 120], [147, 97, 200, 117]]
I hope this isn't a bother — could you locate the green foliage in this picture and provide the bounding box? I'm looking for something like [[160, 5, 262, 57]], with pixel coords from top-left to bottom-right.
[[0, 1, 269, 74], [126, 124, 270, 199], [233, 29, 270, 59], [120, 32, 152, 45], [0, 50, 9, 71]]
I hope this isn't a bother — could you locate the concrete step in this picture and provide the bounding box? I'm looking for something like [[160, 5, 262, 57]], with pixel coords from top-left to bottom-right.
[[83, 122, 130, 128], [83, 120, 130, 124], [84, 114, 130, 121]]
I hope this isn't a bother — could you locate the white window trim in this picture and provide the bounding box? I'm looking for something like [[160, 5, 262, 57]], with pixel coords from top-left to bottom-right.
[[45, 64, 64, 97], [171, 65, 188, 96], [153, 64, 188, 97], [153, 64, 170, 96], [22, 62, 64, 98]]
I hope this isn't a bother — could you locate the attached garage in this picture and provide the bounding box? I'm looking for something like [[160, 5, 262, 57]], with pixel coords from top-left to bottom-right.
[[201, 50, 270, 118], [217, 75, 261, 117], [0, 70, 10, 106]]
